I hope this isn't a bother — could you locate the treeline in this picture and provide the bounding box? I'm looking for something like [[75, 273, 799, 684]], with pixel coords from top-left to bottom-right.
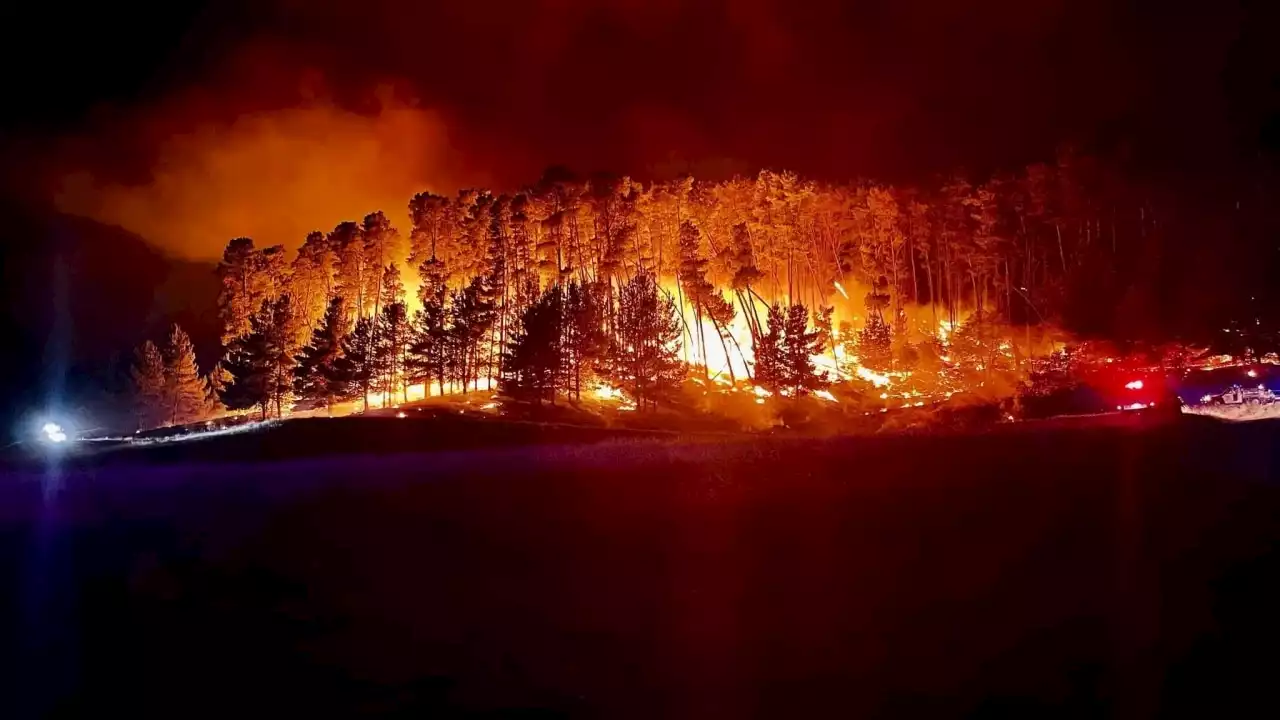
[[127, 152, 1169, 424], [196, 270, 694, 419]]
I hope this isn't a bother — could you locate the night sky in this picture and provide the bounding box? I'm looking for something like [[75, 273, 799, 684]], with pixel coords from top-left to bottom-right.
[[0, 0, 1274, 259]]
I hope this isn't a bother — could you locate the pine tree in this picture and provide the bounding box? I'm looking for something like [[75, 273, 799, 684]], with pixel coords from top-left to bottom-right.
[[857, 281, 894, 372], [813, 305, 835, 359], [292, 230, 336, 338], [501, 286, 563, 405], [362, 211, 402, 319], [130, 340, 166, 429], [216, 237, 263, 345], [753, 304, 787, 393], [204, 361, 232, 416], [222, 297, 296, 419], [293, 297, 348, 414], [330, 221, 368, 322], [608, 273, 684, 410], [780, 303, 826, 395], [376, 300, 410, 404], [161, 324, 209, 426], [407, 287, 451, 396], [336, 316, 378, 412], [562, 281, 606, 400], [755, 303, 827, 396], [447, 277, 496, 391]]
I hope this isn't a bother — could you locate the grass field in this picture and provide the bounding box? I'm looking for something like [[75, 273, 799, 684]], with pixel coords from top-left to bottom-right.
[[4, 413, 1280, 717]]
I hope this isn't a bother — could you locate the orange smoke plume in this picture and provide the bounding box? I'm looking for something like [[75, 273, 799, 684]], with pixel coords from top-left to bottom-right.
[[55, 95, 466, 261]]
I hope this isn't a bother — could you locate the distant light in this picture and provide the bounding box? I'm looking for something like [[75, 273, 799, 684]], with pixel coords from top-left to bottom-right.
[[1125, 380, 1144, 390], [1248, 369, 1258, 378], [396, 411, 407, 419], [41, 422, 68, 443]]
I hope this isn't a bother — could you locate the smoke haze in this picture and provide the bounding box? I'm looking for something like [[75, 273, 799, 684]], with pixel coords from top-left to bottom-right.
[[55, 97, 464, 261]]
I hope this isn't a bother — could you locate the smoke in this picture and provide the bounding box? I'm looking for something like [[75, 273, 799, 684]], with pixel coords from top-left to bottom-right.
[[55, 95, 467, 261]]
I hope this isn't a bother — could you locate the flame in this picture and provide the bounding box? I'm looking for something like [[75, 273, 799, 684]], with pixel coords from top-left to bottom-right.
[[594, 382, 626, 401], [833, 281, 849, 299], [814, 389, 838, 403], [856, 366, 892, 387]]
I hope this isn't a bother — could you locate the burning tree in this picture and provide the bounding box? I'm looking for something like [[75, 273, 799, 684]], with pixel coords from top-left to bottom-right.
[[161, 151, 1188, 429], [857, 279, 894, 372], [216, 237, 287, 345]]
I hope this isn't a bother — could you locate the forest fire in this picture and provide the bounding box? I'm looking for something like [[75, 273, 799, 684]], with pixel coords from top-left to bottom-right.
[[121, 167, 1141, 433]]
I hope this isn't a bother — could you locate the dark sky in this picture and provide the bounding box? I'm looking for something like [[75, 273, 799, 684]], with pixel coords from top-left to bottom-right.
[[0, 0, 1275, 258]]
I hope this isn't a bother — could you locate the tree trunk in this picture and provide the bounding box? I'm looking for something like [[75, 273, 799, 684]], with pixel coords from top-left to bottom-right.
[[709, 314, 736, 384], [1055, 224, 1067, 275]]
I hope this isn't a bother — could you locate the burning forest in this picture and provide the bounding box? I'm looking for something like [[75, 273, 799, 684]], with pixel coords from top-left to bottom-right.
[[122, 162, 1224, 434]]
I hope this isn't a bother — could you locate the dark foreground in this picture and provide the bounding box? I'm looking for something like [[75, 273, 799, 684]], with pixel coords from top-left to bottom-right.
[[4, 416, 1280, 718]]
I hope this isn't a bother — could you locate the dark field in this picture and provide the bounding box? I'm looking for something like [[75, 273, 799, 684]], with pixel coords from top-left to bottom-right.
[[4, 416, 1280, 718]]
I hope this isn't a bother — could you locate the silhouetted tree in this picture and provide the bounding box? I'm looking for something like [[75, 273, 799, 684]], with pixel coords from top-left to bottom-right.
[[780, 304, 827, 395], [501, 286, 563, 405], [755, 303, 826, 396], [407, 288, 451, 396], [336, 316, 378, 412], [293, 297, 348, 414], [858, 280, 894, 372], [753, 304, 786, 393], [376, 300, 411, 404], [562, 281, 606, 400], [448, 277, 496, 391], [222, 296, 296, 419], [608, 273, 684, 410]]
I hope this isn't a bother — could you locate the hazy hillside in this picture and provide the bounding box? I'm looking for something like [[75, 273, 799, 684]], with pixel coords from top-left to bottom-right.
[[0, 203, 218, 435]]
